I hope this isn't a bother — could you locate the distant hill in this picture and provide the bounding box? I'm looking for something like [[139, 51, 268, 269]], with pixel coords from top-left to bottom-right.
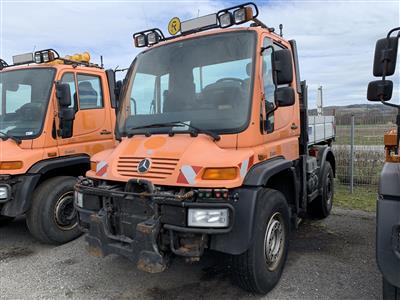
[[309, 104, 397, 125]]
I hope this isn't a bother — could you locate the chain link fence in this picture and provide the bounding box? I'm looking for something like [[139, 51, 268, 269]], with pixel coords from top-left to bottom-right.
[[330, 107, 397, 187]]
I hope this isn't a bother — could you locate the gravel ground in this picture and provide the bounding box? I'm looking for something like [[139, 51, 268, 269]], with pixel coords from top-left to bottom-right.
[[0, 208, 380, 300]]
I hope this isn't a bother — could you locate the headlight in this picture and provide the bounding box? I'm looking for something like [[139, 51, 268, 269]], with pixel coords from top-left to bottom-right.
[[0, 186, 9, 200], [188, 208, 229, 228], [75, 191, 83, 207]]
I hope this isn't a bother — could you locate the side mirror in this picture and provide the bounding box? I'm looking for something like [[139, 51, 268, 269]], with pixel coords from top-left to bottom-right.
[[373, 37, 398, 77], [106, 69, 117, 108], [367, 80, 393, 101], [275, 86, 295, 107], [59, 107, 75, 121], [56, 83, 72, 107], [115, 80, 123, 108], [273, 49, 293, 85]]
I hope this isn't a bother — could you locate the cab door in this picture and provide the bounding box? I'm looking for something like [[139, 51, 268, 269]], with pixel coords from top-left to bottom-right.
[[56, 70, 114, 157]]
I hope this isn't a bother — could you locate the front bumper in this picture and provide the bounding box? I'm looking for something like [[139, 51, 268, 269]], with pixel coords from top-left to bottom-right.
[[0, 174, 40, 216], [75, 178, 235, 273]]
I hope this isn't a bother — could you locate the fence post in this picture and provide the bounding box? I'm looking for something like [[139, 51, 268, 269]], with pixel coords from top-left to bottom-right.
[[350, 114, 355, 193]]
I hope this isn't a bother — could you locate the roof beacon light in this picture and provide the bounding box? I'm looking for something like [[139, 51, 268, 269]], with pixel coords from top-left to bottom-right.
[[65, 52, 90, 63]]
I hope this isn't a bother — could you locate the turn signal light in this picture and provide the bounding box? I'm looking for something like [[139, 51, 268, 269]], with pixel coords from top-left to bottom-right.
[[202, 167, 237, 180], [90, 161, 97, 172], [0, 161, 23, 170]]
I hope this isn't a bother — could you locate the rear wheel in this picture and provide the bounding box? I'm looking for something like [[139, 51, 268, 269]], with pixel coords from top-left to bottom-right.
[[309, 162, 334, 219], [26, 176, 81, 244], [0, 215, 15, 226], [230, 188, 290, 294], [383, 277, 400, 300]]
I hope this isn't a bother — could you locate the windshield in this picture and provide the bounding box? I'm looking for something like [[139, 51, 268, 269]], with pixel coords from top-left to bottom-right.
[[0, 68, 55, 138], [118, 31, 256, 135]]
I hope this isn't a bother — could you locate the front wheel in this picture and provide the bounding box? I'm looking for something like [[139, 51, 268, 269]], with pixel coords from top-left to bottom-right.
[[383, 277, 400, 300], [230, 188, 290, 294], [26, 176, 82, 244], [308, 162, 334, 219]]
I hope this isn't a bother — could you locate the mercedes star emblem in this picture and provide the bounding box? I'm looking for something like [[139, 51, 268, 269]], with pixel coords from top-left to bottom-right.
[[137, 158, 151, 173]]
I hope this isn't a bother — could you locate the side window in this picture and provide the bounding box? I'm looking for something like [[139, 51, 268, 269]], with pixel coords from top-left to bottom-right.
[[60, 73, 76, 110], [262, 38, 276, 133], [77, 74, 103, 109]]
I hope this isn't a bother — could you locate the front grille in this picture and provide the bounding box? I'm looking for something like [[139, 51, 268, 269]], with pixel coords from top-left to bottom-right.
[[117, 156, 179, 179]]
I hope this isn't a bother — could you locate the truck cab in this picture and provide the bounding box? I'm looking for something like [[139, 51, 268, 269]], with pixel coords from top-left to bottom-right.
[[0, 49, 118, 244], [367, 27, 400, 299], [75, 3, 335, 294]]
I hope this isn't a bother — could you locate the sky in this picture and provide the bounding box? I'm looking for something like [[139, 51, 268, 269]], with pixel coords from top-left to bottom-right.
[[0, 0, 399, 108]]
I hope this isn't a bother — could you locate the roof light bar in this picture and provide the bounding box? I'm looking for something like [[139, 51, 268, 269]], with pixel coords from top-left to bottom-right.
[[181, 13, 218, 33], [12, 53, 34, 65]]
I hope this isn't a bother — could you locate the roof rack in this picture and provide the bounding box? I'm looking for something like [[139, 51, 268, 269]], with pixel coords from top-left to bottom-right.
[[0, 48, 102, 70], [133, 2, 274, 48]]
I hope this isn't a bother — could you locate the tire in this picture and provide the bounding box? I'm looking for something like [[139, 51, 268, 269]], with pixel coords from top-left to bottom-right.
[[230, 188, 290, 295], [308, 162, 334, 219], [383, 277, 400, 300], [26, 176, 82, 244], [0, 215, 15, 226]]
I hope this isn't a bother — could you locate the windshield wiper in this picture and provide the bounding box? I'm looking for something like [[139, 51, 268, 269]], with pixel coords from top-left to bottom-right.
[[129, 121, 221, 141], [0, 131, 22, 144]]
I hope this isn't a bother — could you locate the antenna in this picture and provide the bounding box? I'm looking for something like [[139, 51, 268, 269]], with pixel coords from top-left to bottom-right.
[[100, 55, 104, 68], [279, 24, 283, 37]]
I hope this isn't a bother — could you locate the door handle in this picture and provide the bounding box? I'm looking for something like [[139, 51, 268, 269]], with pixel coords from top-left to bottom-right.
[[291, 123, 298, 130], [100, 130, 112, 135]]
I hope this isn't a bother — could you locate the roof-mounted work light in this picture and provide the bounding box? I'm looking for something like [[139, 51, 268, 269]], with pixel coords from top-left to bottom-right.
[[217, 2, 258, 28], [0, 59, 9, 70], [34, 49, 60, 64], [133, 28, 165, 48]]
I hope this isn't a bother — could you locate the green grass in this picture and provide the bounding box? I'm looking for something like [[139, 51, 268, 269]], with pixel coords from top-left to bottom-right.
[[334, 183, 377, 212]]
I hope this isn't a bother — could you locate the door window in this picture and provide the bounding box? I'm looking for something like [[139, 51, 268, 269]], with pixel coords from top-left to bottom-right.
[[262, 38, 276, 133], [60, 73, 77, 110], [77, 74, 103, 109]]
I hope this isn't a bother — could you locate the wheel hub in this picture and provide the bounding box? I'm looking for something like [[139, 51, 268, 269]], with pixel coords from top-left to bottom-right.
[[264, 212, 285, 271], [54, 191, 77, 231]]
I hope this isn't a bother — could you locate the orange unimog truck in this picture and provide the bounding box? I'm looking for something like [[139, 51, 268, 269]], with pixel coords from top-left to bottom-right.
[[0, 49, 118, 244], [75, 3, 336, 294]]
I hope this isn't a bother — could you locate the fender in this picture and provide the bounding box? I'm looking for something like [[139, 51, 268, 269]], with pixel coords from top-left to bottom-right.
[[315, 145, 336, 178], [1, 155, 90, 217], [210, 157, 295, 255], [243, 156, 293, 186]]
